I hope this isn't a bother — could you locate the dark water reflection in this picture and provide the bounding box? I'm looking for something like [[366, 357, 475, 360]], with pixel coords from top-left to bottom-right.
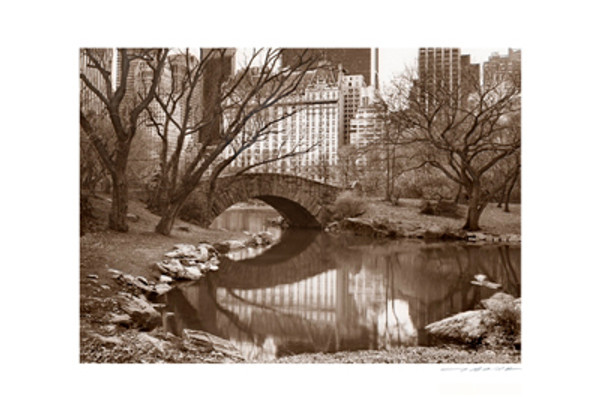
[[161, 208, 520, 360]]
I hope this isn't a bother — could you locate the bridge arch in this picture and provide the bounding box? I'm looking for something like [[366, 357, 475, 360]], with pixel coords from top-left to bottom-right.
[[184, 173, 342, 228]]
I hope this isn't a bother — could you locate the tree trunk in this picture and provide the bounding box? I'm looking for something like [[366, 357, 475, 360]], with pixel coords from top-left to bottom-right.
[[497, 186, 505, 208], [503, 169, 519, 212], [147, 174, 170, 215], [462, 183, 486, 231], [107, 143, 131, 232], [454, 185, 462, 204], [109, 170, 129, 232], [155, 201, 184, 236]]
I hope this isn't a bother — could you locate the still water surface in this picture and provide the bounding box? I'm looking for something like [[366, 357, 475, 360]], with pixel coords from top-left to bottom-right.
[[161, 206, 520, 360]]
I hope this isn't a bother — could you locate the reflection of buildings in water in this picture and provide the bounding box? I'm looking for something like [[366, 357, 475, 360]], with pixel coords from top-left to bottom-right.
[[212, 266, 421, 359], [164, 232, 520, 359], [376, 299, 418, 348]]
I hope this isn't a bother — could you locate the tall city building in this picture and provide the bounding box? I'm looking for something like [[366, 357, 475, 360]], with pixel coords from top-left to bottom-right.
[[483, 48, 521, 89], [226, 67, 341, 182], [281, 48, 379, 146], [79, 48, 114, 114], [349, 102, 385, 170], [340, 74, 367, 145], [280, 48, 376, 87], [417, 47, 481, 110]]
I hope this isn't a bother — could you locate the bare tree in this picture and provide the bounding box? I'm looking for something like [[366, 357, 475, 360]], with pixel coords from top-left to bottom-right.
[[145, 48, 323, 235], [383, 67, 521, 231], [80, 48, 168, 231]]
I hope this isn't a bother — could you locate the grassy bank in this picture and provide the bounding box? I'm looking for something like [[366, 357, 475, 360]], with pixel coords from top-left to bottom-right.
[[362, 198, 520, 235]]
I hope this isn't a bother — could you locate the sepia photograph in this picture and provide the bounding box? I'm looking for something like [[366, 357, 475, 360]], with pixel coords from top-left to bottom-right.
[[79, 46, 521, 364], [6, 1, 599, 409]]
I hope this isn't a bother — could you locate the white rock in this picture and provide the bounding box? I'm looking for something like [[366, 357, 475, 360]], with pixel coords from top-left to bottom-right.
[[180, 265, 203, 280]]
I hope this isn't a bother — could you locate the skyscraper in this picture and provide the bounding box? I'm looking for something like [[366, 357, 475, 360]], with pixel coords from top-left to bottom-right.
[[417, 47, 481, 110], [280, 48, 376, 87], [483, 48, 521, 89], [79, 48, 114, 114]]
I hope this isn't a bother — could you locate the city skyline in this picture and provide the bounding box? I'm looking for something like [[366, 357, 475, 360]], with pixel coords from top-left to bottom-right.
[[377, 47, 512, 88]]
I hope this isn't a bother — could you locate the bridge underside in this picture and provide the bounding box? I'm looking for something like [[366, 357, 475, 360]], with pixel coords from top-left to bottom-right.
[[255, 195, 321, 228]]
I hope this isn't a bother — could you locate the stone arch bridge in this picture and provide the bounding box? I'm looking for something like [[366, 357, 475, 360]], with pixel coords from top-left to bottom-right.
[[183, 173, 343, 228]]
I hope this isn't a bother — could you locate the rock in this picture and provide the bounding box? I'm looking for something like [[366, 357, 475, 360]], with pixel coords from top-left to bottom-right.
[[87, 274, 99, 279], [159, 275, 173, 283], [156, 259, 184, 276], [109, 313, 132, 326], [197, 243, 217, 254], [193, 245, 210, 262], [112, 270, 155, 293], [480, 292, 516, 312], [152, 283, 172, 295], [126, 213, 139, 222], [467, 232, 488, 242], [100, 284, 111, 290], [470, 273, 502, 289], [425, 310, 495, 344], [214, 240, 246, 254], [165, 244, 196, 258], [424, 224, 444, 239], [136, 332, 167, 354], [180, 265, 203, 280], [182, 329, 244, 360], [116, 294, 162, 331], [136, 276, 149, 286], [426, 292, 521, 348], [165, 243, 211, 262], [91, 332, 123, 347]]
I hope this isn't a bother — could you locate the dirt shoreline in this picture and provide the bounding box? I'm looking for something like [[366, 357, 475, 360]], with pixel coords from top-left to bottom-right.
[[80, 195, 520, 364]]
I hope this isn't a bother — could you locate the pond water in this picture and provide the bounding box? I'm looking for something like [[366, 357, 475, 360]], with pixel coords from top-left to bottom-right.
[[160, 206, 521, 361]]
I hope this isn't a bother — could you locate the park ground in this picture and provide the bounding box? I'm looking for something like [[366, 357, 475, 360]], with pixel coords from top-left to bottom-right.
[[80, 194, 521, 363]]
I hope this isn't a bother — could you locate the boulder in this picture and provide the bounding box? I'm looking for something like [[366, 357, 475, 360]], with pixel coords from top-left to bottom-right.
[[426, 292, 521, 347], [214, 240, 246, 254], [183, 329, 244, 360], [116, 294, 161, 331], [156, 259, 184, 276], [480, 292, 516, 312], [180, 265, 203, 280], [425, 310, 495, 344]]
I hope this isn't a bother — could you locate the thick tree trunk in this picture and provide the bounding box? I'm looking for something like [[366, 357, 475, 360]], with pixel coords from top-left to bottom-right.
[[108, 142, 131, 232], [147, 174, 170, 215], [155, 201, 184, 236], [462, 183, 486, 231], [109, 171, 129, 232]]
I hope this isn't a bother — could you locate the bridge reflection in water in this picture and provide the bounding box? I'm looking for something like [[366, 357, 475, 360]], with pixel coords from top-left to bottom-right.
[[162, 230, 520, 361]]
